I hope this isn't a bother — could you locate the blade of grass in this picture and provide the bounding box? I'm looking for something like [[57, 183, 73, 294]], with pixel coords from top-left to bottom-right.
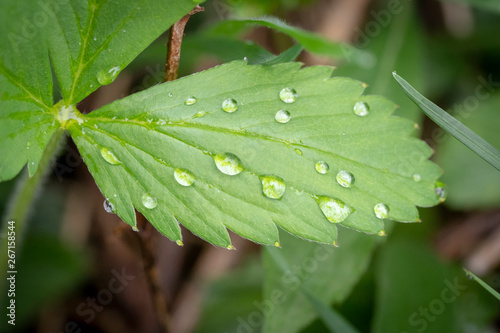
[[464, 268, 500, 301], [265, 247, 360, 333], [393, 72, 500, 172]]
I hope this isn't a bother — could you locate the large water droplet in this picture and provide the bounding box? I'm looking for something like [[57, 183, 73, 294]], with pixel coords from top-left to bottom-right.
[[435, 181, 447, 204], [336, 170, 355, 188], [213, 153, 243, 176], [97, 66, 121, 85], [279, 87, 297, 103], [315, 161, 329, 174], [103, 199, 115, 214], [184, 96, 198, 106], [374, 203, 389, 219], [142, 193, 157, 209], [353, 101, 370, 116], [275, 110, 291, 123], [174, 168, 195, 186], [222, 98, 238, 113], [100, 147, 121, 165], [316, 196, 354, 223], [260, 175, 286, 199]]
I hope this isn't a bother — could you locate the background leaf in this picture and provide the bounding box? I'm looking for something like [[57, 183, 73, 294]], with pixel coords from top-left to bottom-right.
[[262, 230, 380, 332], [208, 16, 374, 67], [67, 61, 441, 247]]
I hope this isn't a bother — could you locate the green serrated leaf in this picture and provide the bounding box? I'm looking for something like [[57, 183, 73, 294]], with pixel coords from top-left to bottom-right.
[[45, 0, 197, 104], [66, 61, 441, 247]]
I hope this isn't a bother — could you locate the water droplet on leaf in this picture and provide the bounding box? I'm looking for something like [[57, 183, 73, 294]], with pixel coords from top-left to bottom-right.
[[100, 147, 121, 165], [174, 168, 195, 186], [413, 174, 421, 182], [353, 101, 370, 116], [103, 199, 115, 214], [213, 153, 243, 175], [193, 111, 208, 118], [434, 181, 447, 204], [316, 196, 354, 223], [142, 193, 157, 209], [176, 240, 184, 246], [374, 203, 389, 219], [260, 175, 286, 199], [279, 87, 297, 103], [97, 66, 121, 85], [275, 110, 291, 123], [315, 161, 329, 174], [336, 170, 355, 188], [222, 98, 238, 113], [294, 148, 303, 156], [184, 96, 198, 105]]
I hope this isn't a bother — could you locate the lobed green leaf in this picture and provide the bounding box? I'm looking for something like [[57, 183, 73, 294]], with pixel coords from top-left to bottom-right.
[[67, 61, 441, 247]]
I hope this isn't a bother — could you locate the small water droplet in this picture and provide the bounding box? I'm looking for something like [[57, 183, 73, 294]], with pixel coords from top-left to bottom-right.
[[100, 147, 121, 165], [316, 196, 354, 223], [184, 96, 198, 106], [142, 193, 157, 209], [157, 119, 167, 125], [260, 175, 286, 199], [315, 161, 329, 174], [279, 87, 297, 103], [374, 203, 389, 219], [132, 226, 139, 232], [93, 37, 97, 41], [222, 98, 238, 113], [353, 101, 370, 116], [226, 244, 235, 250], [174, 168, 195, 186], [193, 111, 208, 118], [122, 29, 126, 32], [168, 93, 173, 97], [378, 230, 386, 236], [413, 174, 421, 182], [275, 110, 291, 123], [213, 153, 243, 176], [336, 170, 355, 188], [435, 181, 447, 204], [176, 240, 184, 246], [274, 242, 281, 248], [294, 148, 303, 156], [97, 66, 121, 85], [103, 199, 115, 213]]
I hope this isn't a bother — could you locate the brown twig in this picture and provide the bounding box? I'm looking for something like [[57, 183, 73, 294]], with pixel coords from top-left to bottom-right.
[[132, 215, 172, 332], [164, 6, 204, 82]]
